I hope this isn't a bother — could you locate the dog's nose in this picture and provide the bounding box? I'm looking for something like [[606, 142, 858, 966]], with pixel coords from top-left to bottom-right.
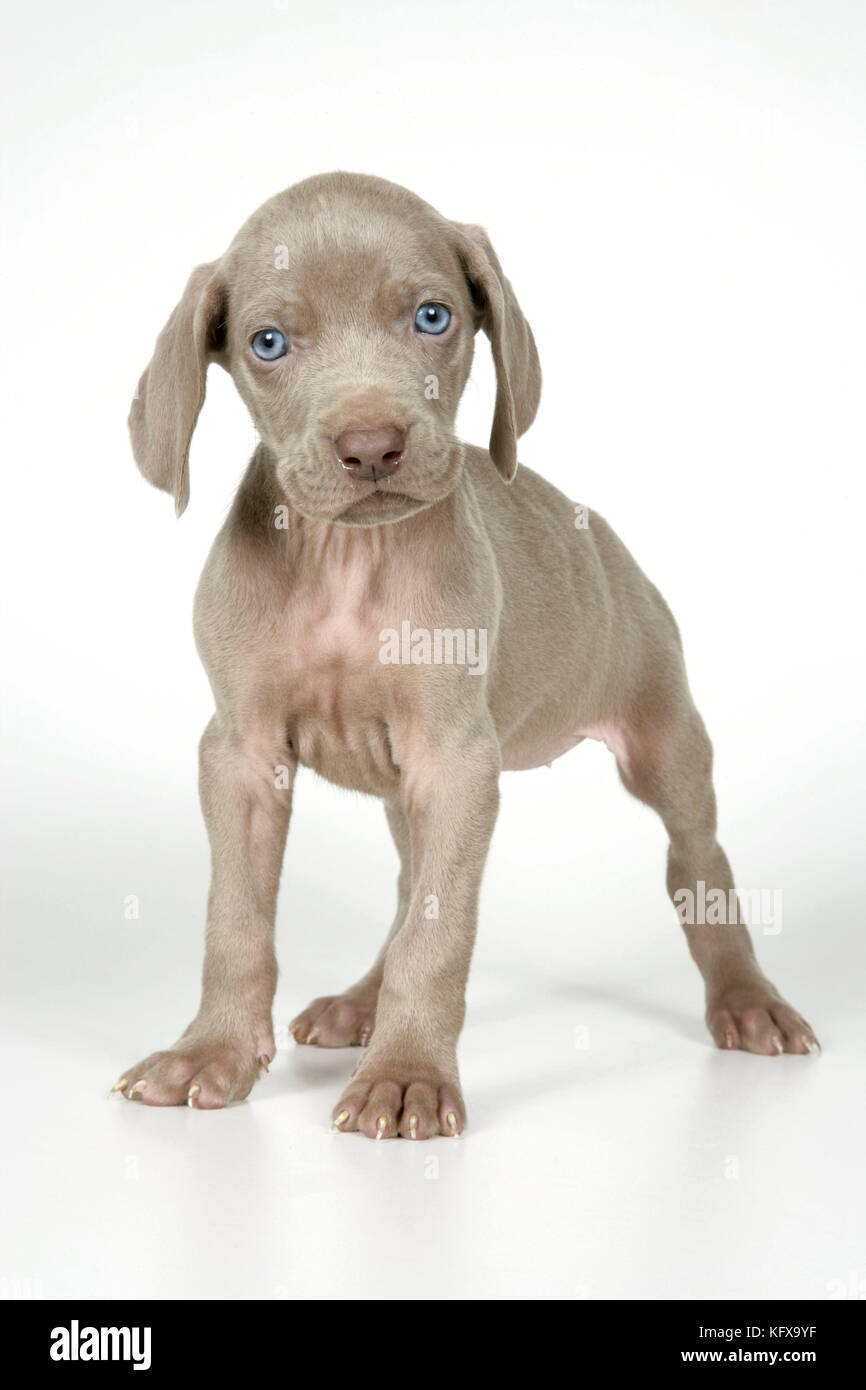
[[335, 425, 405, 481]]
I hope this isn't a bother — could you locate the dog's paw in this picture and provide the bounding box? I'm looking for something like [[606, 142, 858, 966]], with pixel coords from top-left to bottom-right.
[[290, 993, 377, 1048], [706, 979, 820, 1056], [110, 1037, 271, 1108], [331, 1069, 465, 1140]]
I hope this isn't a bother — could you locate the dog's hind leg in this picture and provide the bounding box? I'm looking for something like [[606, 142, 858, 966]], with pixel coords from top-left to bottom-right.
[[611, 688, 819, 1056], [290, 798, 410, 1048]]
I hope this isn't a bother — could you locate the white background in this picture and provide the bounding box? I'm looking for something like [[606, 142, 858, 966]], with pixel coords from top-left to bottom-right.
[[2, 0, 864, 1301]]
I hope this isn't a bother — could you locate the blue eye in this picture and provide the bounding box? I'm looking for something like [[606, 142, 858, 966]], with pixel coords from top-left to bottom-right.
[[414, 302, 451, 335], [251, 328, 288, 360]]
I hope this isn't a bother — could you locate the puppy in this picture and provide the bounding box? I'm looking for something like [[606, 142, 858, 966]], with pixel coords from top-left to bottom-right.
[[114, 173, 818, 1138]]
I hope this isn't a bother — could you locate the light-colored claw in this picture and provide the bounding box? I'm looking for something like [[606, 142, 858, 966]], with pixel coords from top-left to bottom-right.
[[332, 1109, 350, 1132], [128, 1080, 147, 1099], [446, 1111, 459, 1135], [723, 1030, 736, 1050], [805, 1038, 821, 1055], [359, 1029, 370, 1047], [376, 1115, 388, 1140], [408, 1113, 418, 1138], [306, 1029, 319, 1045], [109, 1078, 128, 1097], [770, 1036, 784, 1055], [187, 1083, 201, 1108], [258, 1055, 271, 1074]]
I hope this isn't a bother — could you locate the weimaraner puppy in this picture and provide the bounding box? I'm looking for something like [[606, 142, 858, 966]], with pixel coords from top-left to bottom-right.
[[114, 172, 818, 1138]]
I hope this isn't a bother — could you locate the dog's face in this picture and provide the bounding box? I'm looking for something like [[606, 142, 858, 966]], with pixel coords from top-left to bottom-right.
[[225, 179, 476, 525], [129, 173, 541, 523]]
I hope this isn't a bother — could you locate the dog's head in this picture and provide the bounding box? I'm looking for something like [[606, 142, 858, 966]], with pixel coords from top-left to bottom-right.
[[129, 173, 541, 525]]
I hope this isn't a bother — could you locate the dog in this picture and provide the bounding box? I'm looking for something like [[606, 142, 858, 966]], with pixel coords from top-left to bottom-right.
[[113, 172, 818, 1138]]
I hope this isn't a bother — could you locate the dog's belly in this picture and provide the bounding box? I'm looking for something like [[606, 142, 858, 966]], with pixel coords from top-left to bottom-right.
[[501, 731, 586, 771], [500, 724, 630, 773]]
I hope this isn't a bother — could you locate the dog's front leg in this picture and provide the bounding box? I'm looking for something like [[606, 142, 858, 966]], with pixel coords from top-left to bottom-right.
[[114, 716, 293, 1107], [332, 731, 501, 1139]]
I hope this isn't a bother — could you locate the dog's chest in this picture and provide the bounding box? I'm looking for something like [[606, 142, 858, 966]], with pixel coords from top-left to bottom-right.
[[278, 565, 408, 796]]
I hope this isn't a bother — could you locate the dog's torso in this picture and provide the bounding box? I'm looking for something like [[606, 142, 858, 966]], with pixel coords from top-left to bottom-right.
[[117, 172, 818, 1128], [193, 443, 684, 796]]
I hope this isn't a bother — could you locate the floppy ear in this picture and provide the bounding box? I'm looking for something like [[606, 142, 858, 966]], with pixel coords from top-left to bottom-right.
[[128, 261, 226, 515], [453, 223, 541, 482]]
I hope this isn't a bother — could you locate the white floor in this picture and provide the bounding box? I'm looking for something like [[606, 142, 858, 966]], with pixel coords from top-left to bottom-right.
[[2, 741, 863, 1302]]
